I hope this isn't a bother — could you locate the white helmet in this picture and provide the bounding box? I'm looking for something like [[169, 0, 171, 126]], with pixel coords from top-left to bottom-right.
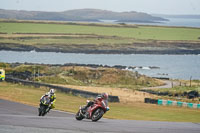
[[49, 89, 55, 95]]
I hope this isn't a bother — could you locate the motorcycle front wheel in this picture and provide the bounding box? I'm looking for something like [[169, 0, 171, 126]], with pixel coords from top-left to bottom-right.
[[38, 105, 47, 116], [91, 108, 104, 122], [75, 110, 84, 120]]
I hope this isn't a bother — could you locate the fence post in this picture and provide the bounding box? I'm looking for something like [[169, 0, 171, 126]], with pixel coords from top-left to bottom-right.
[[171, 81, 173, 88], [190, 76, 192, 87]]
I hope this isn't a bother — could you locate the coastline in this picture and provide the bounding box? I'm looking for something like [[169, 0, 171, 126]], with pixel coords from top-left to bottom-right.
[[1, 45, 200, 55]]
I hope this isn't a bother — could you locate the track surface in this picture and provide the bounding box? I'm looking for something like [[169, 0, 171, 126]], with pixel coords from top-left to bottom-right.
[[0, 99, 200, 133], [144, 80, 179, 90]]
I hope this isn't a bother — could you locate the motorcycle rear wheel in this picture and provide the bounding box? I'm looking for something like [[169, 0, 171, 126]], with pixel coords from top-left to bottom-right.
[[38, 108, 42, 116], [75, 110, 84, 120], [91, 108, 104, 122]]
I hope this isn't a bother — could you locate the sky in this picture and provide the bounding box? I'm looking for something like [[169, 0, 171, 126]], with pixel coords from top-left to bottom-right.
[[0, 0, 200, 15]]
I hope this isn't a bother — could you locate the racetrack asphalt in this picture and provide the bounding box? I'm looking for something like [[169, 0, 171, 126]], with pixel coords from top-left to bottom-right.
[[0, 99, 200, 133]]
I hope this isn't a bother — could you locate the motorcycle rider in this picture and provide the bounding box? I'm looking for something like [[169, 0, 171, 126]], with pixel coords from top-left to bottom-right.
[[81, 92, 109, 113], [40, 89, 56, 112]]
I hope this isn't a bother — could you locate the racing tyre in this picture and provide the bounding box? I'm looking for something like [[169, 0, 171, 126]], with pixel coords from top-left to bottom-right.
[[91, 108, 104, 122], [38, 105, 46, 116], [75, 110, 84, 120]]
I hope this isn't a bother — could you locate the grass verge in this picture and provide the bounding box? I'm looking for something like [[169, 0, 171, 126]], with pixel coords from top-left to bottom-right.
[[0, 81, 200, 122]]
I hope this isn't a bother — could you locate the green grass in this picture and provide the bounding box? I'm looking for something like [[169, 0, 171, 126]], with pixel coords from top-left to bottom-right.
[[106, 103, 200, 122], [0, 81, 200, 122], [0, 22, 200, 40]]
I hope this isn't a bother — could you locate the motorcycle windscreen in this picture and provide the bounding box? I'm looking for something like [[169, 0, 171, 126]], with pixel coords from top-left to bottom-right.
[[101, 100, 108, 108], [41, 97, 51, 105]]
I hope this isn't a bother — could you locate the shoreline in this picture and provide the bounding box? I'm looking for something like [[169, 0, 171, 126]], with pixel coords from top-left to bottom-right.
[[0, 44, 200, 55], [1, 48, 200, 55]]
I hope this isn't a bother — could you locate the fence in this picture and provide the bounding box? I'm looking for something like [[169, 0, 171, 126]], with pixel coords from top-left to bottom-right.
[[145, 98, 200, 109], [5, 77, 120, 102]]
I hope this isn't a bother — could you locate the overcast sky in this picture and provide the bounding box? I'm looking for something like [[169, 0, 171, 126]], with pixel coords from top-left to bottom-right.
[[0, 0, 200, 14]]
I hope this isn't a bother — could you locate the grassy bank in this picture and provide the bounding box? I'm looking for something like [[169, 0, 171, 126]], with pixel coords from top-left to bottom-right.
[[0, 81, 200, 122], [1, 63, 162, 89]]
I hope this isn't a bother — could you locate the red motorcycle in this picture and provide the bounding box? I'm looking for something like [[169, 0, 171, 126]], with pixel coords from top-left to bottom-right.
[[75, 100, 110, 122]]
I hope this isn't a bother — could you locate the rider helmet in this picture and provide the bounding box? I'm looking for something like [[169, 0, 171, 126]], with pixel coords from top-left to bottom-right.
[[49, 89, 55, 96], [101, 93, 108, 100]]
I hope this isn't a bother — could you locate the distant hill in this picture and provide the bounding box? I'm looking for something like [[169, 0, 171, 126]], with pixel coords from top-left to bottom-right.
[[0, 8, 167, 23]]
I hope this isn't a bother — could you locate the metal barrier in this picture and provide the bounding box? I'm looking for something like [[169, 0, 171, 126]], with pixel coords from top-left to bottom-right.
[[5, 77, 120, 102], [145, 98, 200, 109], [159, 99, 200, 109]]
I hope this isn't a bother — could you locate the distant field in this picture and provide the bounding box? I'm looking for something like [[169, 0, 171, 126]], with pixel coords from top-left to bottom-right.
[[0, 21, 200, 40], [0, 20, 200, 54]]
